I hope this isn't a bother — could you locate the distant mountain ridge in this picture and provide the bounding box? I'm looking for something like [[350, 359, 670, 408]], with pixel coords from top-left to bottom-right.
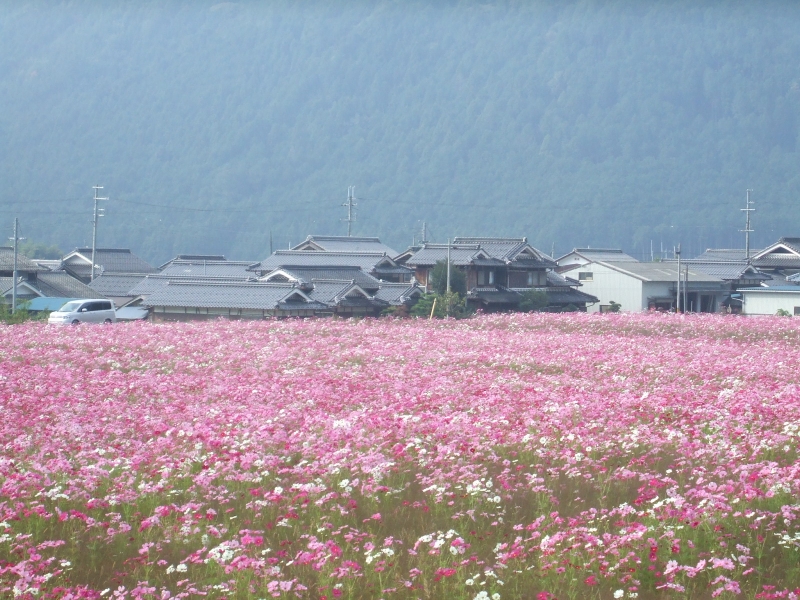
[[1, 1, 798, 263]]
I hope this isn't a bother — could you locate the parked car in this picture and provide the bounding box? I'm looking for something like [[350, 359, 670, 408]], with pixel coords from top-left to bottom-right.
[[48, 299, 116, 325]]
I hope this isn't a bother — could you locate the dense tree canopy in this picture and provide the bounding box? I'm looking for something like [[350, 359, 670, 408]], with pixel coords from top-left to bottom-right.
[[1, 1, 798, 263]]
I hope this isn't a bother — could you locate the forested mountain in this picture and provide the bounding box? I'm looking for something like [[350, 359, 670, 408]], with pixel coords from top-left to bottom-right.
[[1, 1, 799, 263]]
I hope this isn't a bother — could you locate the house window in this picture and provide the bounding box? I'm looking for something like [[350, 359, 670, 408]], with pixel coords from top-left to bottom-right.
[[478, 270, 495, 286], [527, 272, 534, 286], [794, 307, 800, 316], [578, 272, 593, 281]]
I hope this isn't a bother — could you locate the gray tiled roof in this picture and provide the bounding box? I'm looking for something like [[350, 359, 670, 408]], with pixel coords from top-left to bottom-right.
[[405, 245, 484, 267], [129, 274, 254, 297], [0, 277, 39, 296], [752, 255, 800, 269], [408, 240, 556, 268], [143, 281, 317, 310], [306, 280, 370, 304], [760, 275, 800, 287], [0, 247, 45, 273], [61, 249, 157, 277], [467, 287, 523, 304], [372, 283, 423, 305], [679, 260, 770, 281], [293, 235, 398, 256], [160, 261, 257, 279], [453, 237, 529, 260], [777, 237, 800, 253], [158, 255, 227, 269], [547, 271, 572, 286], [261, 266, 382, 290], [88, 273, 151, 296], [542, 288, 599, 305], [256, 251, 399, 272], [35, 272, 98, 298]]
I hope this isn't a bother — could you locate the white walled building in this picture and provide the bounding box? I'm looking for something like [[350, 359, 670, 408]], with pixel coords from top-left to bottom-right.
[[562, 261, 727, 313], [740, 287, 800, 316]]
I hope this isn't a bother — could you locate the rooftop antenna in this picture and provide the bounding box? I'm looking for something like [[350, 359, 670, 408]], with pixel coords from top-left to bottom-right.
[[740, 189, 754, 262], [342, 186, 357, 237], [91, 185, 108, 282]]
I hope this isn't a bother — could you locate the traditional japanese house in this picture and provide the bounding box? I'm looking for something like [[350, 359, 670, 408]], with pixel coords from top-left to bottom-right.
[[291, 235, 399, 256], [251, 251, 413, 283], [59, 248, 157, 284], [404, 237, 597, 311]]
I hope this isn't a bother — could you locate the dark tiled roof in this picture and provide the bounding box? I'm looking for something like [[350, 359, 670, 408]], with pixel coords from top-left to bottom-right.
[[752, 255, 800, 269], [306, 280, 373, 305], [35, 272, 97, 298], [467, 286, 522, 305], [261, 266, 382, 290], [0, 277, 40, 296], [143, 281, 318, 311], [372, 283, 423, 305], [159, 261, 257, 279], [761, 275, 800, 287], [129, 274, 252, 297], [61, 248, 157, 277], [293, 235, 398, 256], [0, 247, 45, 273], [158, 255, 227, 269], [778, 237, 800, 253], [680, 260, 770, 281], [408, 240, 556, 268], [452, 237, 528, 260], [546, 271, 572, 286], [89, 273, 150, 296], [405, 245, 483, 267], [256, 251, 399, 272], [542, 288, 599, 305]]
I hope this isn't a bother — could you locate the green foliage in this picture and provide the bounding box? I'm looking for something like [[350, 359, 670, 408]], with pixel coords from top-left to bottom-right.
[[19, 240, 63, 260], [409, 292, 471, 319], [409, 293, 437, 318], [609, 300, 622, 313], [428, 260, 467, 296], [1, 4, 800, 261], [518, 289, 549, 313], [0, 301, 34, 324], [776, 308, 792, 317]]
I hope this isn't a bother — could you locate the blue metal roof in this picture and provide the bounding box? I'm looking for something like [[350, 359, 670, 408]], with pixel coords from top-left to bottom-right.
[[26, 297, 79, 311]]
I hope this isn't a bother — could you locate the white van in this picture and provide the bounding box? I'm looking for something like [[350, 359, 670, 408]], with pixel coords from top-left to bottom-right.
[[48, 299, 117, 325]]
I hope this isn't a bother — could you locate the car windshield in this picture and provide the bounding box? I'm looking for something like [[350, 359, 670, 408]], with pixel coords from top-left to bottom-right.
[[58, 301, 83, 312]]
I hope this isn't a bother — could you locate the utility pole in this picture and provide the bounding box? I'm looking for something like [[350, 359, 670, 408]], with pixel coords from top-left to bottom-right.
[[446, 238, 452, 317], [740, 189, 755, 262], [91, 185, 108, 282], [421, 221, 428, 244], [342, 186, 357, 237], [675, 243, 681, 312], [9, 218, 25, 315]]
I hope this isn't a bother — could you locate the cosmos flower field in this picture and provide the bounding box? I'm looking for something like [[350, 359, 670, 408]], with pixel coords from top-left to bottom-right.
[[2, 314, 800, 599]]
